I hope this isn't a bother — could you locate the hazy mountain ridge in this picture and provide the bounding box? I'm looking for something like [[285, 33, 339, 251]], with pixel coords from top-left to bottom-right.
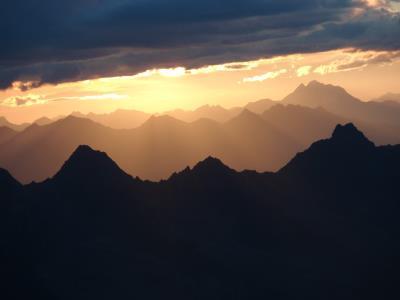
[[373, 92, 400, 103], [1, 81, 399, 183], [0, 116, 30, 131], [0, 111, 302, 183], [283, 81, 400, 131], [1, 124, 400, 299], [0, 127, 17, 145]]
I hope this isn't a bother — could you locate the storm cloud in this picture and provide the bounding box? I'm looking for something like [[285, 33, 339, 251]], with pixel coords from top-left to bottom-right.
[[1, 0, 399, 89]]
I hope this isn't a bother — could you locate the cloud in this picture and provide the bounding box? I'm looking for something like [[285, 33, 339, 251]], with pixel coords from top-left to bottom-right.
[[1, 94, 47, 107], [314, 50, 400, 74], [0, 92, 128, 107], [242, 69, 287, 82], [0, 0, 399, 90], [296, 66, 312, 77]]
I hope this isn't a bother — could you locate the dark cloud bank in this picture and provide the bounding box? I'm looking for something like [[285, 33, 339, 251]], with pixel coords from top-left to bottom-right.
[[0, 0, 399, 89]]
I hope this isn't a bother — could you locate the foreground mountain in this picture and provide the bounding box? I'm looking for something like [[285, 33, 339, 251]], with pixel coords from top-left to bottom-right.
[[1, 124, 400, 300], [0, 112, 301, 183]]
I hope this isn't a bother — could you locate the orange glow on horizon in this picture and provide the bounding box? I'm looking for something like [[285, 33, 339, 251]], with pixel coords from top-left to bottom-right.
[[1, 48, 400, 123]]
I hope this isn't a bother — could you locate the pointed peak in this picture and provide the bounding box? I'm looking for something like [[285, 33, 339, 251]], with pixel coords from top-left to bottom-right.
[[307, 80, 324, 87], [62, 145, 111, 168], [331, 123, 374, 146], [198, 156, 225, 166], [228, 108, 262, 123], [54, 145, 132, 183], [192, 156, 233, 174], [296, 83, 306, 90], [143, 114, 182, 125], [72, 144, 97, 156], [237, 108, 260, 118]]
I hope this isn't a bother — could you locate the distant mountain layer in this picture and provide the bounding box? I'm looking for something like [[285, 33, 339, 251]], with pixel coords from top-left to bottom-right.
[[282, 80, 400, 129], [72, 109, 151, 129], [0, 117, 29, 131], [1, 124, 400, 299], [1, 97, 399, 184], [1, 82, 399, 138], [0, 111, 301, 183], [373, 92, 400, 103]]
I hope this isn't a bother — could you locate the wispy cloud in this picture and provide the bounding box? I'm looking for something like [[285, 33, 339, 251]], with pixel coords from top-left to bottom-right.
[[242, 69, 288, 83], [314, 50, 400, 75], [1, 94, 47, 107], [1, 93, 128, 107]]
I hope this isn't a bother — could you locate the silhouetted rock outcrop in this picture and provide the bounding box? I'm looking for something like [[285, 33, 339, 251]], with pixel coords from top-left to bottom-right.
[[0, 168, 21, 195], [1, 125, 400, 300], [53, 145, 134, 185]]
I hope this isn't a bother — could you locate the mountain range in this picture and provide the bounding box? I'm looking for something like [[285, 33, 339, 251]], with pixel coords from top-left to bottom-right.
[[1, 124, 399, 300], [1, 81, 399, 184], [0, 111, 299, 183]]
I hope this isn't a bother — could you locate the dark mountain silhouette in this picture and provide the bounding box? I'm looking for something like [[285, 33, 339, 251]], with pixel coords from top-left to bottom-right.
[[1, 124, 400, 299], [280, 123, 376, 177], [0, 168, 21, 195], [53, 145, 134, 185], [0, 116, 121, 183], [282, 80, 400, 130]]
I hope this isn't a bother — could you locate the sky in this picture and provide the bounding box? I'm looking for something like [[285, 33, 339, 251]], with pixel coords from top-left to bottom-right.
[[1, 0, 400, 123]]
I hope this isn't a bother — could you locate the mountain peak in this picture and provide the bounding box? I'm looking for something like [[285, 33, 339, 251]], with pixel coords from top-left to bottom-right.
[[192, 156, 233, 175], [231, 108, 260, 121], [283, 80, 359, 109], [54, 145, 133, 184], [307, 80, 324, 87], [142, 114, 184, 128], [331, 123, 374, 147]]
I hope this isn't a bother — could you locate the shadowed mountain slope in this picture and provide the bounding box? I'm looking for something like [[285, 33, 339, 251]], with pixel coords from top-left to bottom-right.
[[1, 125, 400, 300]]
